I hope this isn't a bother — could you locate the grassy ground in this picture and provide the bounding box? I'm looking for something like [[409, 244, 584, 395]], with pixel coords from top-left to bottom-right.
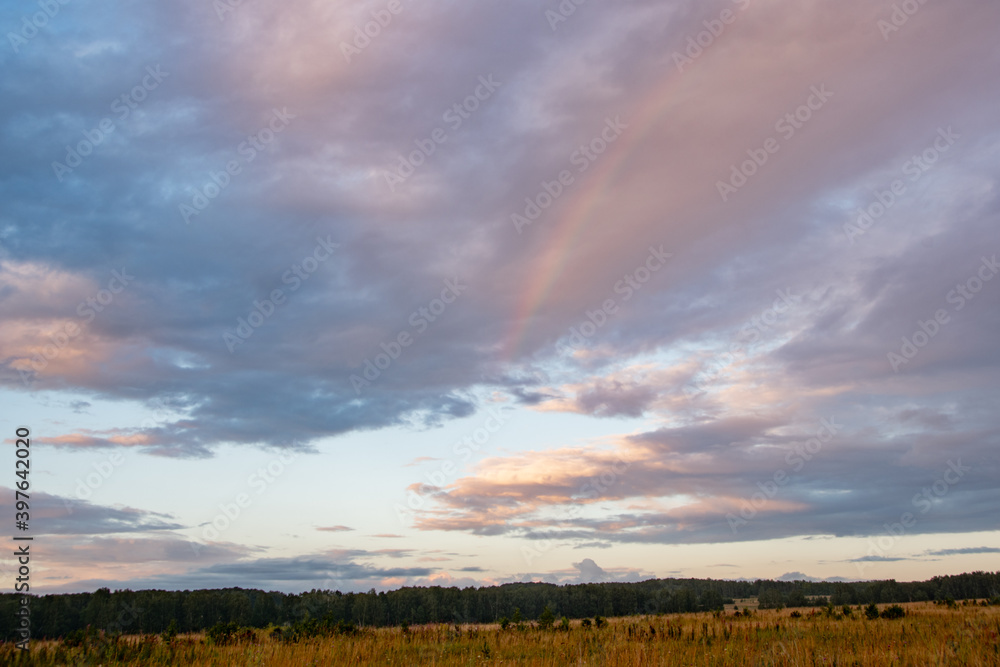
[[2, 601, 998, 665]]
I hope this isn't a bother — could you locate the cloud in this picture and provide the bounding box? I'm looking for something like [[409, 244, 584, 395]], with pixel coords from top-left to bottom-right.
[[572, 558, 608, 582], [410, 417, 1000, 545], [924, 547, 1000, 556], [0, 486, 182, 536], [0, 0, 993, 462], [2, 0, 1000, 590]]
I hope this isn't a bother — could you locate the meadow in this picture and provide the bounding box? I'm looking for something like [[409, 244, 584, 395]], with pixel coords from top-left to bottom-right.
[[1, 601, 997, 666]]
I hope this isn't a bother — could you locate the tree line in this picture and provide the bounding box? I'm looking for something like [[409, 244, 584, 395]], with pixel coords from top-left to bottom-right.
[[2, 570, 997, 640]]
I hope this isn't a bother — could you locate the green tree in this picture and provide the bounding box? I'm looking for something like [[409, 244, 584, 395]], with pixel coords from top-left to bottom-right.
[[538, 605, 555, 629]]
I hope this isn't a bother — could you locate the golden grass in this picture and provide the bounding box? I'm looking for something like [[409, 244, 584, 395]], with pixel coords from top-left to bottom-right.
[[3, 602, 999, 666]]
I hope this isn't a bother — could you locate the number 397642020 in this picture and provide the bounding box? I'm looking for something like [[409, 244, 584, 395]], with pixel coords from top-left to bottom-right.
[[15, 427, 30, 526]]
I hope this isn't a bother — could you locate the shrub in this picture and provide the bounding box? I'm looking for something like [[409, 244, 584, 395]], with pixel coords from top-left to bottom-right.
[[206, 621, 241, 645], [539, 605, 555, 630], [864, 603, 880, 620], [580, 618, 592, 628], [594, 616, 607, 629], [335, 620, 359, 636], [499, 617, 510, 630], [160, 619, 178, 643], [880, 605, 906, 619], [841, 605, 853, 618], [560, 616, 570, 631]]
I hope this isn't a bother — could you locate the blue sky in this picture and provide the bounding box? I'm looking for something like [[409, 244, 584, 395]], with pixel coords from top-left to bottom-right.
[[1, 0, 999, 593]]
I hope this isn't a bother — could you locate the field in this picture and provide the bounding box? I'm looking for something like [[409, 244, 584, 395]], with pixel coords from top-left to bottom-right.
[[2, 601, 998, 666]]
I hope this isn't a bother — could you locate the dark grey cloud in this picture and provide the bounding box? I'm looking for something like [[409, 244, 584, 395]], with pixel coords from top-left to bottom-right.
[[924, 547, 1000, 556], [0, 486, 182, 535]]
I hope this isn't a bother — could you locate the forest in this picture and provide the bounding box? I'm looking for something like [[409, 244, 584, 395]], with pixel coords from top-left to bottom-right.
[[2, 570, 997, 640]]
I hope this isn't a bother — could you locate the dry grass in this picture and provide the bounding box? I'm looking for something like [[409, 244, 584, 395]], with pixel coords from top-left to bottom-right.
[[3, 602, 999, 665]]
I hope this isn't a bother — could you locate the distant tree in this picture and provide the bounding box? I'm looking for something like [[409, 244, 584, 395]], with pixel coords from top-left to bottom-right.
[[786, 589, 808, 608], [161, 619, 178, 643], [539, 605, 555, 629]]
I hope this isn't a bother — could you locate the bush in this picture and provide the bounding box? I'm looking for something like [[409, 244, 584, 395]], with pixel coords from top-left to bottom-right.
[[790, 611, 802, 618], [206, 622, 241, 645], [864, 603, 880, 620], [499, 617, 510, 630], [580, 618, 592, 628], [335, 620, 359, 636], [538, 605, 555, 630], [841, 605, 853, 618], [160, 619, 178, 643], [880, 605, 906, 619], [594, 616, 607, 629], [559, 616, 570, 631]]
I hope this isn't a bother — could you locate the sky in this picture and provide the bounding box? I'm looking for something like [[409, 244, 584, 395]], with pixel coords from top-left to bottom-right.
[[0, 0, 998, 595]]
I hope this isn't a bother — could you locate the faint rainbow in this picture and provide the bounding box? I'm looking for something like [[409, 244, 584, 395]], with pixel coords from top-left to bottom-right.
[[503, 73, 686, 359]]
